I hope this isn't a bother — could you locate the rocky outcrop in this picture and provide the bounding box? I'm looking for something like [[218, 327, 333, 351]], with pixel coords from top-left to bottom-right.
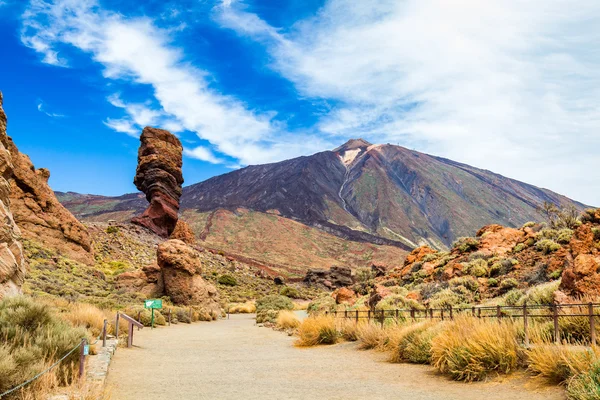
[[170, 220, 196, 245], [158, 239, 220, 316], [132, 127, 183, 237], [2, 96, 92, 264], [303, 266, 353, 290], [115, 264, 164, 298], [0, 92, 26, 298]]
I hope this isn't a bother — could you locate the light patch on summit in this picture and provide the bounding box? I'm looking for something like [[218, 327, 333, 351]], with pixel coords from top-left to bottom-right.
[[339, 149, 361, 166]]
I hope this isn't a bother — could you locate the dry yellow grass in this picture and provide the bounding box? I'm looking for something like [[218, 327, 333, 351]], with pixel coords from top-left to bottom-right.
[[357, 322, 392, 351], [276, 311, 301, 330], [388, 321, 436, 363], [296, 316, 338, 347], [337, 319, 361, 342], [527, 345, 599, 384], [228, 302, 256, 314], [431, 317, 521, 381], [59, 303, 107, 337], [293, 301, 309, 311]]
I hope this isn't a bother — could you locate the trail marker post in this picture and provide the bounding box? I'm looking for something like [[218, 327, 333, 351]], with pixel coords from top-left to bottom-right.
[[144, 299, 163, 329]]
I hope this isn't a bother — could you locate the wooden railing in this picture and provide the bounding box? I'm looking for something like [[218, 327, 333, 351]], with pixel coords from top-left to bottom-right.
[[326, 302, 600, 346]]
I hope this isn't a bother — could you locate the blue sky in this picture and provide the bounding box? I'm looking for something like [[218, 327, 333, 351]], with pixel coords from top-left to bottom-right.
[[0, 0, 599, 205]]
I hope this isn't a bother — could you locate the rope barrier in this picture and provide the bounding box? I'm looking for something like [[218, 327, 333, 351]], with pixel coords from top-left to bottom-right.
[[0, 340, 82, 398]]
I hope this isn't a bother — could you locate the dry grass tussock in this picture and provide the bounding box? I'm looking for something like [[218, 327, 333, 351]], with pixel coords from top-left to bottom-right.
[[527, 344, 599, 384], [228, 302, 256, 314], [337, 319, 360, 342], [431, 316, 521, 381], [388, 321, 440, 364], [276, 311, 301, 330], [357, 322, 394, 351], [296, 316, 338, 347]]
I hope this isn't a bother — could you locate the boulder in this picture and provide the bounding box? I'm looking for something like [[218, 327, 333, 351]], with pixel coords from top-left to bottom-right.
[[158, 240, 220, 315], [303, 266, 353, 289], [0, 92, 27, 298], [477, 224, 528, 256], [115, 264, 164, 297], [332, 287, 357, 305], [132, 127, 184, 237]]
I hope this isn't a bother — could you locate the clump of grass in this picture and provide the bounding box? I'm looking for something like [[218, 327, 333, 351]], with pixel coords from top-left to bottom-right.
[[357, 323, 390, 350], [59, 303, 107, 337], [464, 259, 488, 277], [567, 360, 600, 400], [296, 316, 338, 347], [217, 274, 237, 286], [228, 302, 256, 314], [400, 323, 444, 364], [517, 280, 560, 306], [276, 310, 301, 330], [527, 345, 597, 384], [453, 237, 479, 253], [280, 286, 301, 299], [388, 321, 437, 363], [431, 317, 520, 382], [307, 296, 336, 315], [337, 319, 360, 342], [256, 295, 294, 324]]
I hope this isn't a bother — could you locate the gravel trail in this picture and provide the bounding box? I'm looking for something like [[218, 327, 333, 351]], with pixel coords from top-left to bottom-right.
[[106, 314, 565, 400]]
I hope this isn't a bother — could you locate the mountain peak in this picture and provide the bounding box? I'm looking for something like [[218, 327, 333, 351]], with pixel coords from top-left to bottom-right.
[[333, 138, 373, 152]]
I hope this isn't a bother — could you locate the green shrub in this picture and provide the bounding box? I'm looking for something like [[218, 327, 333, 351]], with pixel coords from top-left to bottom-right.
[[376, 294, 424, 312], [557, 229, 574, 244], [503, 289, 524, 306], [567, 361, 600, 400], [548, 270, 562, 280], [217, 274, 237, 286], [499, 278, 518, 294], [106, 226, 119, 234], [464, 259, 488, 277], [488, 278, 498, 287], [256, 309, 280, 324], [517, 280, 560, 306], [280, 286, 301, 299], [453, 237, 479, 253], [592, 227, 600, 241], [513, 243, 526, 253], [256, 295, 294, 313], [522, 221, 536, 228], [398, 323, 442, 364], [536, 239, 562, 254], [449, 276, 479, 292]]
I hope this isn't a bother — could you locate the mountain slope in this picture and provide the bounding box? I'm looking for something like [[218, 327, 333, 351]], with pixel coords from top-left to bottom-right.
[[57, 139, 587, 257]]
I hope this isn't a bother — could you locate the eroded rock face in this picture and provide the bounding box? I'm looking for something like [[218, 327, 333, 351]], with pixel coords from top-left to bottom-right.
[[132, 127, 183, 237], [170, 220, 196, 245], [560, 224, 600, 297], [158, 240, 220, 315], [303, 266, 353, 290], [3, 97, 92, 265], [0, 92, 26, 298], [115, 264, 164, 298]]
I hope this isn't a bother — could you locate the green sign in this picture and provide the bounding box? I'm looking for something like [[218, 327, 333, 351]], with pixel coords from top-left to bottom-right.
[[144, 299, 163, 309], [83, 345, 90, 356]]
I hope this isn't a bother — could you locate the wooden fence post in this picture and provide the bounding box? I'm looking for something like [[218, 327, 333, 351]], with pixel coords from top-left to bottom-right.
[[449, 306, 453, 320], [589, 303, 596, 346], [396, 309, 400, 323], [478, 308, 481, 319], [128, 323, 134, 348], [368, 310, 371, 322], [497, 305, 502, 321], [115, 312, 120, 341], [168, 309, 172, 326], [523, 302, 529, 347], [441, 308, 444, 321], [356, 310, 359, 324], [345, 309, 348, 319], [429, 308, 433, 320], [410, 309, 414, 322], [137, 311, 141, 331], [189, 308, 193, 323], [553, 305, 560, 344], [472, 306, 475, 317], [380, 310, 385, 327], [102, 319, 108, 347], [78, 338, 87, 379]]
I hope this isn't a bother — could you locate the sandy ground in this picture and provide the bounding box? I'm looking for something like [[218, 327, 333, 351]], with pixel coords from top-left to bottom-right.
[[106, 314, 566, 400]]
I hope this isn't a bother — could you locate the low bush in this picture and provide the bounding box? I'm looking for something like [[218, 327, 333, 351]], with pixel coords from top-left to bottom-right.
[[59, 303, 107, 337], [357, 323, 391, 350], [431, 317, 520, 382], [256, 295, 294, 313], [276, 310, 300, 330], [567, 360, 600, 400], [453, 237, 479, 253], [449, 276, 479, 292], [280, 286, 301, 299], [464, 259, 488, 277], [106, 226, 119, 234], [399, 323, 444, 364], [228, 302, 256, 314], [536, 239, 562, 254], [256, 309, 279, 324], [0, 296, 89, 396], [296, 316, 338, 346], [517, 280, 560, 306], [498, 278, 519, 294], [217, 274, 237, 286], [338, 319, 360, 341]]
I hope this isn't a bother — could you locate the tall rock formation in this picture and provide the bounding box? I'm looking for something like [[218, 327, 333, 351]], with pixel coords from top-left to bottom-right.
[[0, 92, 26, 298], [5, 121, 93, 265], [132, 127, 184, 237]]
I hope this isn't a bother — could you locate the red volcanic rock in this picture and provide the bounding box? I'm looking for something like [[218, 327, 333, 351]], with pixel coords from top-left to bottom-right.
[[0, 92, 26, 298], [116, 264, 164, 298], [477, 224, 528, 256], [170, 220, 196, 245], [158, 240, 221, 316], [332, 287, 357, 305], [132, 127, 184, 237]]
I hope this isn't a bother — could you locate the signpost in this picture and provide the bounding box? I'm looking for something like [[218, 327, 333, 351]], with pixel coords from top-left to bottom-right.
[[144, 299, 163, 329]]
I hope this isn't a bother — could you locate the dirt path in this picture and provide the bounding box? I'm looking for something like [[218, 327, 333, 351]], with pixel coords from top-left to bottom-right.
[[106, 314, 565, 400]]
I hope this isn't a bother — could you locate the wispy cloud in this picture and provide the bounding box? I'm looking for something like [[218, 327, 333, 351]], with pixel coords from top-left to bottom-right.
[[21, 0, 328, 166], [216, 0, 600, 204], [183, 146, 223, 164], [36, 100, 65, 118]]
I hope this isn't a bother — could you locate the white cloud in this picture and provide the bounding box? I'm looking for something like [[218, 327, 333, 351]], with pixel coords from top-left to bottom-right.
[[21, 0, 328, 166], [216, 0, 600, 205], [183, 146, 223, 164], [36, 100, 65, 117]]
